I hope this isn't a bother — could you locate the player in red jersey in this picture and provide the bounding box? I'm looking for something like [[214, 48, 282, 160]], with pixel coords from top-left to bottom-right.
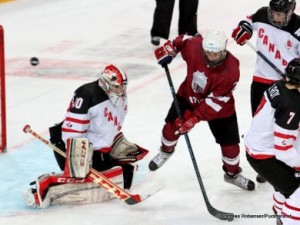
[[149, 30, 255, 191]]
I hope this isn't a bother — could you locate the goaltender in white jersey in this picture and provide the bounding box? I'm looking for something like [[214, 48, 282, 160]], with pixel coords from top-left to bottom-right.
[[24, 64, 149, 208]]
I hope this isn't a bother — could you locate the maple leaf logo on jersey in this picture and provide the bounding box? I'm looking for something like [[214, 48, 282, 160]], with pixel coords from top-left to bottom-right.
[[192, 71, 207, 93], [286, 40, 293, 49]]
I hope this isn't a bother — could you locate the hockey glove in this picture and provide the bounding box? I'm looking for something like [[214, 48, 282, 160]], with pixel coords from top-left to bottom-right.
[[110, 132, 149, 163], [232, 20, 253, 45], [175, 110, 199, 135], [154, 40, 177, 67]]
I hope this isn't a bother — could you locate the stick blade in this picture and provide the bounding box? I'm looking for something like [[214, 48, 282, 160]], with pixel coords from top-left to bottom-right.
[[124, 195, 141, 205], [208, 205, 234, 221]]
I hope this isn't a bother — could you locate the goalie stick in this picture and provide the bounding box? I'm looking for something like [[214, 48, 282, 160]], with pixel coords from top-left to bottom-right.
[[23, 124, 156, 205], [163, 65, 234, 221]]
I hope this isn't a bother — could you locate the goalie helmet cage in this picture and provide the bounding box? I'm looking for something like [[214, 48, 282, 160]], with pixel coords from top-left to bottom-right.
[[0, 25, 6, 153]]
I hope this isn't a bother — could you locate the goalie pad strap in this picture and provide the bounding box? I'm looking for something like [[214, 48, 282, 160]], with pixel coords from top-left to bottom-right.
[[64, 138, 93, 178]]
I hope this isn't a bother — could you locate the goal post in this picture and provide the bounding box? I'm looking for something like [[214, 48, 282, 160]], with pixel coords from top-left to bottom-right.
[[0, 25, 6, 153]]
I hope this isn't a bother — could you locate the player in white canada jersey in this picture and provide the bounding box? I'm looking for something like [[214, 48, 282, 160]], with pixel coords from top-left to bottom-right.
[[245, 58, 300, 225], [23, 65, 149, 208], [232, 0, 300, 115], [232, 0, 300, 183]]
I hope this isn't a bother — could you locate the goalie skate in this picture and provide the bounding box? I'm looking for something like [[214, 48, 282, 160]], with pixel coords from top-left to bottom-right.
[[224, 168, 255, 191], [149, 149, 174, 171]]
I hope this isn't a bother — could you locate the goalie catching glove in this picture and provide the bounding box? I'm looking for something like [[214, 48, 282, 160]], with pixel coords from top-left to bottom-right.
[[110, 132, 149, 163]]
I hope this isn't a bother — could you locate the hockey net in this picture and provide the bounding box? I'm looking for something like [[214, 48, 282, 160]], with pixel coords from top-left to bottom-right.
[[0, 25, 6, 153]]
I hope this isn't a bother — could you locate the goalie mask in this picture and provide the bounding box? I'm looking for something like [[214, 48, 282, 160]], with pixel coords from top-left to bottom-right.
[[99, 64, 128, 102], [202, 30, 228, 68], [268, 0, 296, 28]]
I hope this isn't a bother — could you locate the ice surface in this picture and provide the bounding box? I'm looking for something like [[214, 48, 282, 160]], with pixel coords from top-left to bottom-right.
[[0, 0, 289, 224]]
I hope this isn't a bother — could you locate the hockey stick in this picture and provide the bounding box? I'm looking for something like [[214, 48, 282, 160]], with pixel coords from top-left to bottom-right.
[[23, 124, 152, 205], [246, 41, 285, 78], [163, 65, 234, 221]]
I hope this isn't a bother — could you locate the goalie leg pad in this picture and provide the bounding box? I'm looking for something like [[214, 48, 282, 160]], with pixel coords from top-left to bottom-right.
[[23, 173, 88, 208], [64, 138, 93, 178], [51, 167, 124, 205], [23, 167, 123, 208]]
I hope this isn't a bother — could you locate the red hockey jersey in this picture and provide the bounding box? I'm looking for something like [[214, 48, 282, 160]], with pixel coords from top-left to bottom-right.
[[173, 35, 240, 121]]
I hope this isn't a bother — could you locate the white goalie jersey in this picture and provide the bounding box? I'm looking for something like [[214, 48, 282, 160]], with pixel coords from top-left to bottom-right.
[[61, 80, 128, 153]]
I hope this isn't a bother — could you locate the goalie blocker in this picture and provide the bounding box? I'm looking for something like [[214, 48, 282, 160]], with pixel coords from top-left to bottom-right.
[[24, 123, 149, 208]]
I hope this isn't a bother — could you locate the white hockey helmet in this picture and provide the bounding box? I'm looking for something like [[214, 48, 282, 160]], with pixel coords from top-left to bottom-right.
[[202, 30, 228, 67], [202, 30, 227, 53], [99, 64, 128, 98]]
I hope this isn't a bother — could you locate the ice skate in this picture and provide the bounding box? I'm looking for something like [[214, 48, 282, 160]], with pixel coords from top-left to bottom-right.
[[224, 168, 255, 191], [149, 148, 174, 171], [151, 36, 160, 46]]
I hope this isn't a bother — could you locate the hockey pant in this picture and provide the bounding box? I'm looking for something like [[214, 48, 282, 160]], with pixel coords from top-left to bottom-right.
[[161, 122, 240, 174], [23, 166, 134, 208]]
